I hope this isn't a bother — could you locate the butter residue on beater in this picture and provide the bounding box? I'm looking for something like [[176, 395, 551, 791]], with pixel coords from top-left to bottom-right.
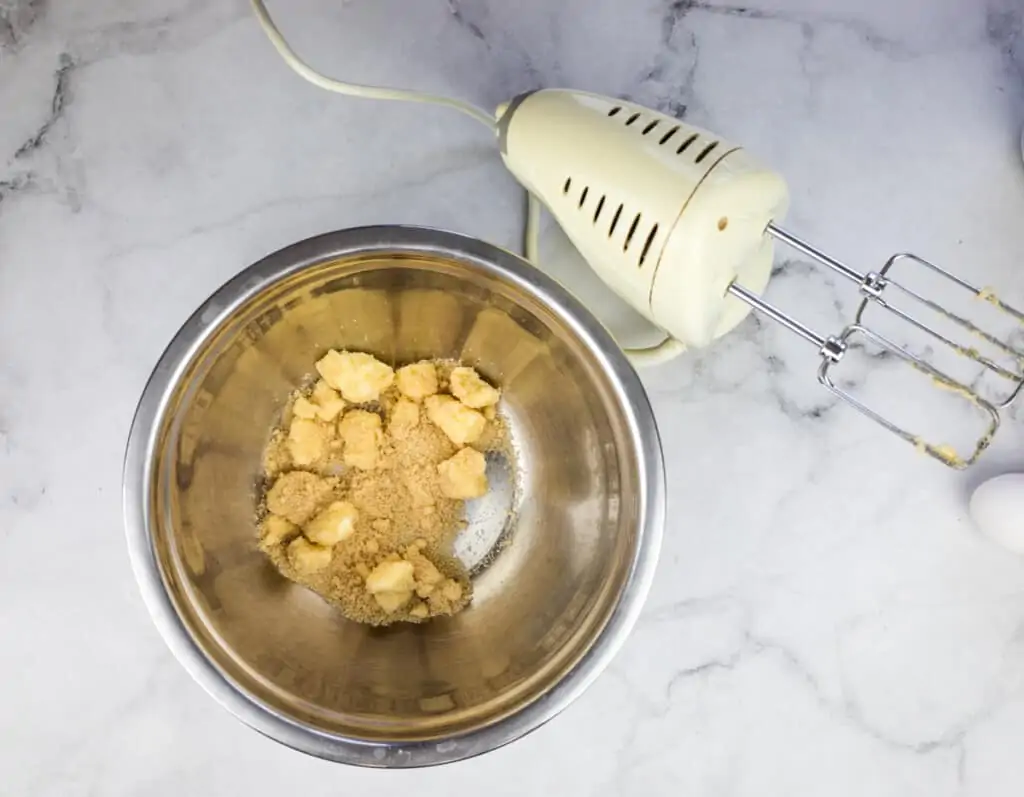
[[257, 350, 506, 625]]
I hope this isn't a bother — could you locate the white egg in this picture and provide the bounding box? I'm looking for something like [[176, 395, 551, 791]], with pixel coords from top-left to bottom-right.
[[969, 474, 1024, 555]]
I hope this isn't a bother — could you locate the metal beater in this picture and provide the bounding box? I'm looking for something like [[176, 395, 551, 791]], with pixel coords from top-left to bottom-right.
[[729, 227, 1024, 468]]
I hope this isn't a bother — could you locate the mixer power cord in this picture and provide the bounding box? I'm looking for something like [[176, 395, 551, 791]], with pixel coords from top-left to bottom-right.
[[249, 0, 496, 131], [250, 0, 546, 259], [249, 0, 681, 365]]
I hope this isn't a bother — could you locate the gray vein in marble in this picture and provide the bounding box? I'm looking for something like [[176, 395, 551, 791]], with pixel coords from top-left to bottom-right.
[[616, 574, 1024, 780], [746, 313, 843, 423], [13, 51, 72, 159], [0, 0, 45, 53], [635, 7, 698, 119], [986, 1, 1023, 71], [446, 0, 486, 44], [749, 255, 921, 422], [98, 143, 496, 268], [986, 0, 1024, 114], [602, 607, 975, 796], [96, 143, 497, 365], [677, 0, 914, 58], [834, 637, 1001, 757], [718, 631, 982, 754], [0, 171, 35, 205], [69, 0, 247, 68], [443, 0, 543, 101]]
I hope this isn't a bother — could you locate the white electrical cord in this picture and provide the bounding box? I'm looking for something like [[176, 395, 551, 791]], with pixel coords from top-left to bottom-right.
[[250, 0, 496, 131], [250, 0, 684, 367], [525, 191, 541, 263]]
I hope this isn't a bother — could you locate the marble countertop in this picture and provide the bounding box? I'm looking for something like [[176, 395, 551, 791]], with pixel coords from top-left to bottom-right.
[[3, 0, 1024, 793]]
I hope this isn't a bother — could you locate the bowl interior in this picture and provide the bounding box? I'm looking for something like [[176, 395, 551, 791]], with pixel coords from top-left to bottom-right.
[[150, 249, 644, 743]]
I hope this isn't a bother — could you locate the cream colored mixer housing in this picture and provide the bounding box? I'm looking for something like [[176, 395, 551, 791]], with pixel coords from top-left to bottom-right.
[[498, 89, 788, 349], [249, 0, 1024, 469], [497, 90, 1024, 467]]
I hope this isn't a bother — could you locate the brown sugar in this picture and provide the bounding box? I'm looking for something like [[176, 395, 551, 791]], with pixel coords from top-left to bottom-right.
[[265, 471, 337, 525], [257, 352, 506, 625]]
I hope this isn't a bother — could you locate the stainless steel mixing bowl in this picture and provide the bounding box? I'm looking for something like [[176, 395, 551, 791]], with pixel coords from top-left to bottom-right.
[[124, 226, 664, 767]]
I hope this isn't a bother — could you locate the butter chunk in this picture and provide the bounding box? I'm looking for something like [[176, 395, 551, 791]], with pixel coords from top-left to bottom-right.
[[424, 395, 486, 446], [304, 501, 359, 546], [396, 361, 439, 401], [316, 350, 394, 403], [365, 560, 416, 594], [291, 396, 319, 420], [288, 537, 333, 574], [365, 560, 416, 613], [409, 602, 429, 619], [388, 397, 420, 439], [374, 590, 413, 614], [449, 366, 500, 408], [437, 447, 488, 499], [259, 514, 298, 549], [338, 410, 383, 470], [311, 380, 346, 421], [287, 417, 329, 466]]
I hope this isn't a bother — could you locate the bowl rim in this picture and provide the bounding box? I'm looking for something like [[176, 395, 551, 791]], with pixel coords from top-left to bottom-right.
[[123, 225, 665, 767]]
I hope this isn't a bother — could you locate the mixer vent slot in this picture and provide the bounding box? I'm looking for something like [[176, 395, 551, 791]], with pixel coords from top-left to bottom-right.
[[623, 213, 642, 252], [578, 186, 589, 208], [609, 203, 624, 236], [563, 177, 572, 194], [625, 112, 641, 126], [659, 126, 680, 146], [639, 223, 659, 267], [695, 140, 719, 163], [677, 133, 698, 154], [607, 106, 622, 117], [593, 195, 606, 222], [642, 120, 659, 135]]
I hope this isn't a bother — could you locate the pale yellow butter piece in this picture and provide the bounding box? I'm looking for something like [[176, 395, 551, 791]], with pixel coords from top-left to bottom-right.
[[424, 395, 486, 446], [287, 417, 328, 466], [437, 447, 488, 499], [388, 397, 420, 439], [315, 350, 394, 403], [409, 602, 429, 619], [365, 560, 416, 613], [288, 537, 333, 574], [259, 514, 298, 548], [449, 366, 500, 408], [304, 501, 359, 546], [311, 379, 346, 421], [365, 560, 416, 594], [292, 396, 319, 420], [374, 590, 413, 613], [338, 410, 383, 470], [395, 361, 439, 401]]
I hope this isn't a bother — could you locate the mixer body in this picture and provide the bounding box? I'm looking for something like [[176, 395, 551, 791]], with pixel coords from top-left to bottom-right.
[[497, 89, 789, 348]]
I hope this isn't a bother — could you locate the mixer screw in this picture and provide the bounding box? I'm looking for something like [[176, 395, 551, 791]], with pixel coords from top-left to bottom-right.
[[820, 337, 846, 363]]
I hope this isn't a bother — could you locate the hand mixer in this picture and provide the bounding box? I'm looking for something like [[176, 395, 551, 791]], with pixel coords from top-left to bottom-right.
[[250, 0, 1024, 469]]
